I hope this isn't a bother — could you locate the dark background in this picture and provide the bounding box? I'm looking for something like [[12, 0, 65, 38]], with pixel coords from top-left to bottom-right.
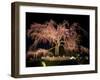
[[26, 12, 90, 52]]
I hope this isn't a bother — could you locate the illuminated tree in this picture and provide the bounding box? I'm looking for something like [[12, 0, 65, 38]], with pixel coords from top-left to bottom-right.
[[27, 20, 88, 58]]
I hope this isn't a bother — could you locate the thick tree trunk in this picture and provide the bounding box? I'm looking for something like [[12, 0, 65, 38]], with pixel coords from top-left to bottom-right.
[[55, 40, 60, 56], [55, 45, 59, 56]]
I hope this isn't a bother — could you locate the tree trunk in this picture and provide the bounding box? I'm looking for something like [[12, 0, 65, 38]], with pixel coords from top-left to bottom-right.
[[55, 45, 59, 56]]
